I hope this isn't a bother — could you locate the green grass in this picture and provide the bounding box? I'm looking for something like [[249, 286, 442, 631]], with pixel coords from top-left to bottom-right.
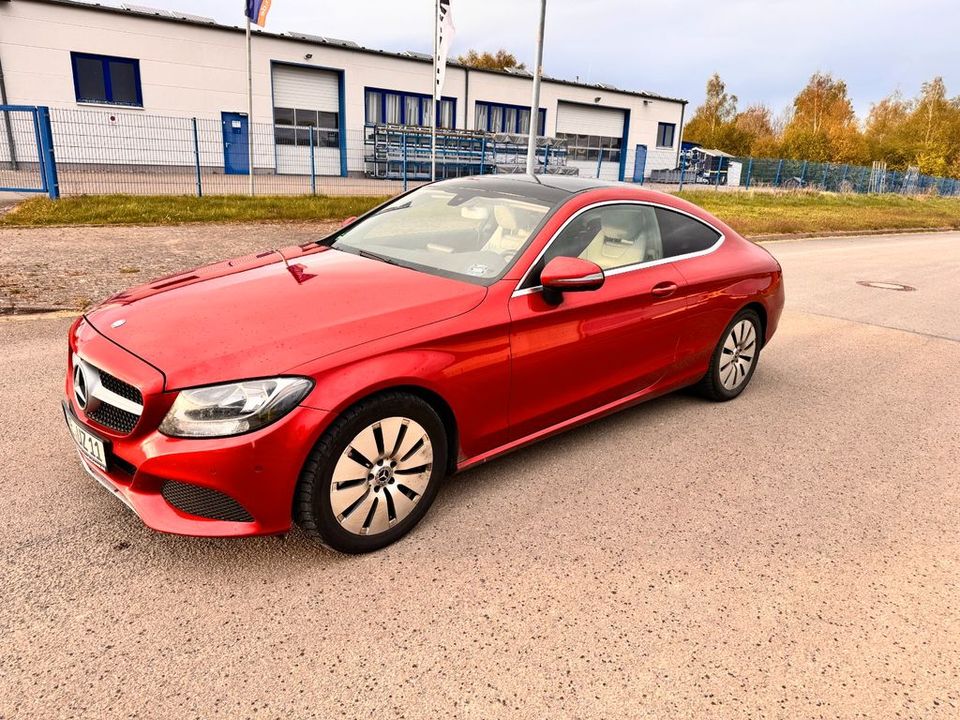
[[0, 194, 390, 227], [677, 190, 960, 237], [3, 190, 959, 237]]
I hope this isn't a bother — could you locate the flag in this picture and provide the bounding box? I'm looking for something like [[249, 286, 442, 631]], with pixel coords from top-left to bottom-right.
[[245, 0, 272, 27], [434, 0, 455, 101]]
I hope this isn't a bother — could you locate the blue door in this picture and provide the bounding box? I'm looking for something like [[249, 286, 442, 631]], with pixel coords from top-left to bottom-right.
[[632, 144, 647, 183], [221, 112, 249, 175]]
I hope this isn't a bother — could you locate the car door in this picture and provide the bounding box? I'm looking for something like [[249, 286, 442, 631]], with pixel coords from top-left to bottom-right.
[[506, 202, 690, 442]]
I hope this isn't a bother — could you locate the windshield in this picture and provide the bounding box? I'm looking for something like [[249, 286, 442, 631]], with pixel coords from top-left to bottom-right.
[[328, 184, 552, 283]]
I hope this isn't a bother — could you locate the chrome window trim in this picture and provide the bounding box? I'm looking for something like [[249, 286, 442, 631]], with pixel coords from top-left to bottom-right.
[[512, 199, 726, 297]]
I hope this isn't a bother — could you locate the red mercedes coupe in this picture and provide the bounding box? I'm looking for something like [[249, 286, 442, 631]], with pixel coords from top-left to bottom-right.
[[64, 176, 784, 553]]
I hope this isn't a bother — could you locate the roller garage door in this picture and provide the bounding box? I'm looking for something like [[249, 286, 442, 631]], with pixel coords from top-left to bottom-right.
[[271, 64, 342, 175], [556, 102, 626, 180]]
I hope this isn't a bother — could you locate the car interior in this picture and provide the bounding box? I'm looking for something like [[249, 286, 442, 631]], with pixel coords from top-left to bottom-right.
[[525, 205, 664, 286]]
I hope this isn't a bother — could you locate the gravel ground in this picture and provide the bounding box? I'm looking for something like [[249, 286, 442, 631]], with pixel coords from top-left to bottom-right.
[[0, 232, 957, 719], [0, 221, 338, 310]]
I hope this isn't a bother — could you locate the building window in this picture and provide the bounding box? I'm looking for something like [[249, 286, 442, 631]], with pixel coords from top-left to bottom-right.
[[475, 101, 546, 135], [273, 107, 339, 148], [70, 52, 143, 106], [364, 88, 456, 129], [657, 122, 676, 148], [556, 132, 621, 163]]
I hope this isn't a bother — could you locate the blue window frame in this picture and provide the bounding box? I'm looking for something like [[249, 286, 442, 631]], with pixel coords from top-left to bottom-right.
[[70, 52, 143, 106], [657, 122, 676, 148], [364, 87, 456, 129], [475, 101, 546, 135]]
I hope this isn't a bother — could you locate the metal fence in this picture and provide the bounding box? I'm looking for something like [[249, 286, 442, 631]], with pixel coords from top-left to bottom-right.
[[3, 104, 959, 198], [638, 148, 960, 196]]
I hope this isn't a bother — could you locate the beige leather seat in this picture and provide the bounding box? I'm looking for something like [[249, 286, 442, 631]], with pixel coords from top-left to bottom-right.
[[483, 205, 529, 256], [580, 207, 662, 269]]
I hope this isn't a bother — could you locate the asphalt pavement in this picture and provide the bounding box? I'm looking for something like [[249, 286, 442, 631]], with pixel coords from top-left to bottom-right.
[[1, 231, 958, 719]]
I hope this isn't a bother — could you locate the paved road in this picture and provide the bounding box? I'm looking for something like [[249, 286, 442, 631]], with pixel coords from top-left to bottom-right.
[[1, 232, 958, 719], [769, 231, 960, 340]]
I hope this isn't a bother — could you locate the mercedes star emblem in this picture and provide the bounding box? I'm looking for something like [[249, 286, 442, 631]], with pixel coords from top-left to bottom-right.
[[73, 363, 88, 409]]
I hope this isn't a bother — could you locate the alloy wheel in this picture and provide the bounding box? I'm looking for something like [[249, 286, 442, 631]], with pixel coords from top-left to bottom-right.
[[329, 417, 433, 536], [719, 319, 757, 391]]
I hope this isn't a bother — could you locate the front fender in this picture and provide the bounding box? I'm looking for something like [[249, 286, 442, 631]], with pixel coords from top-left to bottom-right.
[[290, 318, 512, 461]]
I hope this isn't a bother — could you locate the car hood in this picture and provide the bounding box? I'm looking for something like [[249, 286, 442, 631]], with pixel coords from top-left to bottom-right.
[[85, 246, 486, 389]]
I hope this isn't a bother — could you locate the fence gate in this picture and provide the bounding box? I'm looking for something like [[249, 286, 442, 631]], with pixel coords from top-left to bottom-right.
[[0, 105, 59, 197]]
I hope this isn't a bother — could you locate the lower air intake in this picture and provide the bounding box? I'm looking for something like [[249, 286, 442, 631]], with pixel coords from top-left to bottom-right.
[[160, 480, 253, 523]]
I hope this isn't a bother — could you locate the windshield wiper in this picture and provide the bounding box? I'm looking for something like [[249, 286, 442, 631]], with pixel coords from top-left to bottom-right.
[[354, 248, 403, 267]]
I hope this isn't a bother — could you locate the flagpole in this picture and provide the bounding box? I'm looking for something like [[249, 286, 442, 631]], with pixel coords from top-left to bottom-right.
[[525, 0, 546, 176], [246, 13, 254, 196], [431, 0, 438, 182]]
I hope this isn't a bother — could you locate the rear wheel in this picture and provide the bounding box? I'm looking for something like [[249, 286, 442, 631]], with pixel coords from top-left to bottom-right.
[[295, 392, 447, 554], [695, 309, 762, 401]]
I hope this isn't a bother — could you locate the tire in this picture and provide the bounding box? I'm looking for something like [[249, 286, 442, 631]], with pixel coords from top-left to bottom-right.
[[695, 309, 762, 402], [294, 392, 448, 554]]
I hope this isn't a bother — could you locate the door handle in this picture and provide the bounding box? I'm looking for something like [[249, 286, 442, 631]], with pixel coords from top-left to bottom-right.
[[651, 281, 678, 297]]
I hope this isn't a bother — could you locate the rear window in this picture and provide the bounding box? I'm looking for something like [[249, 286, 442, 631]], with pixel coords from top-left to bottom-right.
[[654, 207, 722, 258]]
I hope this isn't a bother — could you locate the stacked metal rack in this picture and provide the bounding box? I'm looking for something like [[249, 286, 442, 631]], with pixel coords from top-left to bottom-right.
[[363, 124, 573, 181]]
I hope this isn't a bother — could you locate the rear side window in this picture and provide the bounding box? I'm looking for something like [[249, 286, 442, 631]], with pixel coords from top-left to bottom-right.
[[654, 208, 721, 258]]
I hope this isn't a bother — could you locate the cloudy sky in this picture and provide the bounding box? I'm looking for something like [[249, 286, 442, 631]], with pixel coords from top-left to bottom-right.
[[105, 0, 956, 118]]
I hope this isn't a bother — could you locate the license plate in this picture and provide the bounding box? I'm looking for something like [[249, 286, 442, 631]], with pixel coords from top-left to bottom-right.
[[64, 406, 109, 471]]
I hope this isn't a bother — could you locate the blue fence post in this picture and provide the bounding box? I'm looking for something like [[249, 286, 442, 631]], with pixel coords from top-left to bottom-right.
[[774, 159, 784, 187], [191, 117, 202, 197], [678, 152, 686, 191], [744, 157, 753, 189], [36, 106, 60, 200], [821, 163, 829, 189], [30, 109, 47, 193], [402, 132, 409, 191], [799, 160, 808, 186], [308, 128, 316, 196], [840, 163, 848, 189], [714, 156, 723, 188], [859, 166, 868, 193], [595, 151, 603, 179], [478, 135, 485, 177]]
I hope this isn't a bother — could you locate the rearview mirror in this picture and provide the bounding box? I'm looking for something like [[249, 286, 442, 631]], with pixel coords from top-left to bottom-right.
[[540, 256, 605, 303]]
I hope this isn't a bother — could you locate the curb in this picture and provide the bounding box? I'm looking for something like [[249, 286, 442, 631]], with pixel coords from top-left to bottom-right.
[[750, 226, 956, 243]]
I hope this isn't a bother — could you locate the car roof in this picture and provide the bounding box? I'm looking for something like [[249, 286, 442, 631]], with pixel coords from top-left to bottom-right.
[[432, 174, 623, 205]]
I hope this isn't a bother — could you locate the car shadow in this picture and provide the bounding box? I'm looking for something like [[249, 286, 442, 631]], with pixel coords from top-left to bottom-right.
[[94, 388, 704, 569]]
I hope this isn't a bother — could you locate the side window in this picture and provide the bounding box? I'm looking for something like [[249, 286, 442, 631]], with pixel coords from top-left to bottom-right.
[[654, 208, 721, 258], [523, 204, 663, 287]]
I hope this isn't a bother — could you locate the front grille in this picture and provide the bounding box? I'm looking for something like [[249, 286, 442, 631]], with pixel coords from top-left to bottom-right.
[[73, 355, 143, 435], [161, 480, 254, 523], [99, 371, 143, 405], [88, 403, 140, 434]]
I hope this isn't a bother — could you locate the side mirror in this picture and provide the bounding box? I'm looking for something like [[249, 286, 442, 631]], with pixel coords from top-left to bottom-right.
[[341, 215, 358, 228], [540, 256, 605, 304]]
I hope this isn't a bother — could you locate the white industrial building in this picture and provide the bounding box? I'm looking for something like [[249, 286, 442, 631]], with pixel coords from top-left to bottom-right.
[[0, 0, 686, 183]]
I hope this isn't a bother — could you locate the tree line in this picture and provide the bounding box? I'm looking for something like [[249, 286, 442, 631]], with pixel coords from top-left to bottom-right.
[[682, 73, 960, 179]]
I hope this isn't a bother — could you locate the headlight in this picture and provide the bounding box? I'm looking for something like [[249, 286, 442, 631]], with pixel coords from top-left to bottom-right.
[[159, 377, 314, 438]]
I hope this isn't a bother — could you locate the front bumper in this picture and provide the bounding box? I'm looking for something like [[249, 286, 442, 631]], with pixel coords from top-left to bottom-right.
[[65, 318, 331, 537]]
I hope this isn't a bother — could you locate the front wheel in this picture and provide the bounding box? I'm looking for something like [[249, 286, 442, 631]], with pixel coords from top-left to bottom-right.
[[695, 309, 762, 401], [294, 392, 448, 553]]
